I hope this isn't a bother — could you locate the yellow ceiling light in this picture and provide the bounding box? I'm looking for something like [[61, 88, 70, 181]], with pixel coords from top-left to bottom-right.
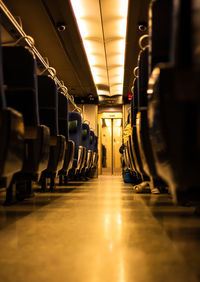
[[70, 0, 129, 96]]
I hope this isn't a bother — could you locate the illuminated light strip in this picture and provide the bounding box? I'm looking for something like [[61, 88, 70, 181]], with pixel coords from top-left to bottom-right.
[[70, 0, 128, 96]]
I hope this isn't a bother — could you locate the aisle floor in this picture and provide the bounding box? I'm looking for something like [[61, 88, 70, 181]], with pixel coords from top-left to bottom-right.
[[0, 176, 200, 282]]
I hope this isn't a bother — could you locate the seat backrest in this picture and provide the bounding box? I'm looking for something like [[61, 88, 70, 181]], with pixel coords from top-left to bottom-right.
[[127, 113, 131, 124], [149, 0, 173, 73], [3, 46, 39, 126], [137, 48, 148, 109], [38, 76, 58, 136], [170, 0, 192, 68], [131, 78, 138, 126], [69, 112, 82, 159], [89, 130, 95, 151], [94, 136, 98, 153], [0, 31, 5, 109], [82, 123, 90, 153], [192, 0, 200, 69], [58, 93, 69, 140]]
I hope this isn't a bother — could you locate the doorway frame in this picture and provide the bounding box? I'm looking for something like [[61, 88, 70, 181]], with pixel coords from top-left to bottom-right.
[[98, 112, 123, 175]]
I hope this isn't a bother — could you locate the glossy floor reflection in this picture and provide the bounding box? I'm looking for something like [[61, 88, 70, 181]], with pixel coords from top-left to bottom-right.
[[0, 176, 199, 282]]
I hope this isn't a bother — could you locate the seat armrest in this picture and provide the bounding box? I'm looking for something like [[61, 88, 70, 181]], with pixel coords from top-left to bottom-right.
[[85, 150, 92, 169], [0, 107, 24, 178], [77, 146, 84, 170], [80, 147, 86, 170], [66, 140, 75, 173], [37, 125, 50, 175], [92, 152, 98, 168]]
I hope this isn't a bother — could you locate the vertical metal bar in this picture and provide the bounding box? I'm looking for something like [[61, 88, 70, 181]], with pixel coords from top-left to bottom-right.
[[98, 0, 111, 94], [111, 118, 114, 175], [99, 118, 102, 175]]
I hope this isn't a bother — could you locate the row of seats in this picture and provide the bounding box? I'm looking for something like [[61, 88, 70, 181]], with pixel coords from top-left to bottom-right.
[[122, 0, 200, 205], [0, 37, 98, 204]]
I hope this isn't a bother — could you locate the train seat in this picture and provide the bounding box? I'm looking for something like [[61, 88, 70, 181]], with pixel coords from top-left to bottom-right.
[[58, 94, 74, 185], [2, 46, 50, 203], [0, 44, 24, 191], [123, 113, 133, 171], [147, 0, 200, 204], [89, 130, 95, 168], [136, 45, 166, 193], [148, 0, 173, 75], [84, 129, 95, 178], [81, 122, 90, 175], [75, 123, 88, 177], [92, 135, 98, 169], [88, 135, 98, 178], [37, 76, 66, 191], [123, 112, 141, 184], [130, 79, 149, 185], [68, 112, 83, 178]]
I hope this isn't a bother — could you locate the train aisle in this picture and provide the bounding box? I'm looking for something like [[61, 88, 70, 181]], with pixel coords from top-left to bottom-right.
[[0, 176, 199, 282]]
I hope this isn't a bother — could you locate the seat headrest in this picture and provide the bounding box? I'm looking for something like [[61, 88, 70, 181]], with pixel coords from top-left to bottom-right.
[[0, 37, 5, 108], [82, 129, 88, 140], [82, 123, 90, 131], [3, 46, 39, 126], [38, 76, 57, 108], [82, 123, 90, 138], [69, 120, 78, 133], [89, 131, 94, 144], [69, 112, 82, 123], [58, 94, 68, 120], [3, 46, 37, 88]]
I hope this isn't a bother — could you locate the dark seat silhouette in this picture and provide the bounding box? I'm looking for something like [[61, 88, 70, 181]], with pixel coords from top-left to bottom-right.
[[147, 0, 200, 203], [68, 112, 84, 179], [3, 46, 50, 203], [58, 94, 74, 185], [81, 122, 90, 177], [0, 39, 24, 196], [130, 79, 149, 183], [37, 76, 66, 191]]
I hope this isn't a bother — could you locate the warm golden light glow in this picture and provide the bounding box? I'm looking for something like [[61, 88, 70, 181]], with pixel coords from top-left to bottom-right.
[[98, 90, 110, 95], [114, 119, 122, 127], [70, 0, 129, 96], [105, 118, 111, 128], [117, 213, 122, 225], [147, 89, 154, 94]]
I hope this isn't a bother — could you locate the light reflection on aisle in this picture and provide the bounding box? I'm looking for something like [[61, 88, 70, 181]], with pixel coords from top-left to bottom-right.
[[0, 176, 198, 282], [92, 177, 125, 282]]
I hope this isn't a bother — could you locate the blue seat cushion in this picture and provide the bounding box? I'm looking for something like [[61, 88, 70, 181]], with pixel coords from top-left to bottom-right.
[[69, 120, 78, 133]]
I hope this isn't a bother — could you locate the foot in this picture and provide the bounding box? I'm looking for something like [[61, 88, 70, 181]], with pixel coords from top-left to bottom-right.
[[151, 187, 160, 194], [133, 181, 151, 193]]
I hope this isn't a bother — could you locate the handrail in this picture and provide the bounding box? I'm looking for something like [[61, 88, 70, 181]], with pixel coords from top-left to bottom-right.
[[0, 0, 81, 113]]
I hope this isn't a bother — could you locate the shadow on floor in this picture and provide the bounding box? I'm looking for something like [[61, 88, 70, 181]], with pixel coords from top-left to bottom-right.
[[0, 180, 90, 230], [138, 192, 200, 276]]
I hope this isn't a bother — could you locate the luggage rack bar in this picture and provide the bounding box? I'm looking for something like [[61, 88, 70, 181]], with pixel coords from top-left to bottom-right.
[[0, 0, 82, 113]]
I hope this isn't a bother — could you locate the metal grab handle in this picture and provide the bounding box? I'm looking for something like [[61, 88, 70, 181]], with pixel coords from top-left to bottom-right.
[[2, 35, 35, 46], [0, 0, 82, 114], [40, 67, 56, 79], [58, 85, 68, 93], [138, 34, 149, 50], [133, 67, 139, 78], [84, 120, 90, 125]]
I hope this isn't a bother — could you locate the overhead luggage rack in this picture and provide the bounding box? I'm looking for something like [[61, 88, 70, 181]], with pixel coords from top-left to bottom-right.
[[0, 0, 81, 113]]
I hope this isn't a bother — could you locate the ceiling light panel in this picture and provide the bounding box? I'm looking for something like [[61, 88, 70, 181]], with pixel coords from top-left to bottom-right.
[[70, 0, 128, 96]]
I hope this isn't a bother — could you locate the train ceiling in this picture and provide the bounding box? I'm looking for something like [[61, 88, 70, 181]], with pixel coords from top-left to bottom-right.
[[2, 0, 150, 100], [70, 0, 128, 97]]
